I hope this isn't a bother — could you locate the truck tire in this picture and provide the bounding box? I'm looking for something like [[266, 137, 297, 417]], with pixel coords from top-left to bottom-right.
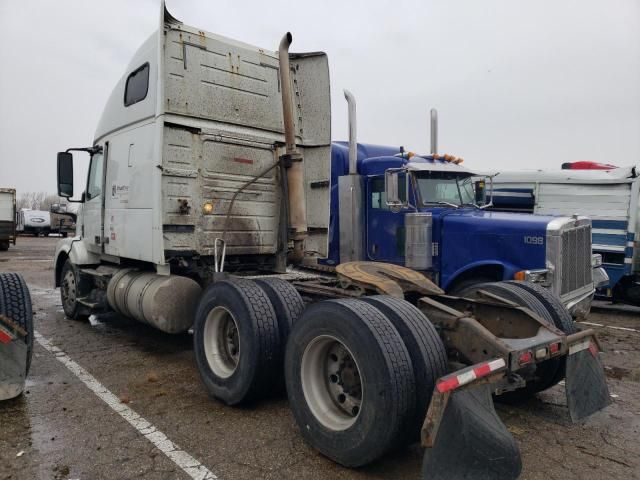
[[60, 260, 88, 320], [361, 295, 447, 444], [193, 279, 280, 405], [457, 282, 561, 401], [285, 299, 415, 467], [0, 272, 33, 374], [504, 281, 576, 387], [447, 276, 496, 296], [0, 241, 9, 251], [254, 277, 304, 344]]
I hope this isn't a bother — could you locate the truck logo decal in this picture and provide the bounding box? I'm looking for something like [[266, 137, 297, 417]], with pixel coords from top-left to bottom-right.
[[524, 236, 544, 245]]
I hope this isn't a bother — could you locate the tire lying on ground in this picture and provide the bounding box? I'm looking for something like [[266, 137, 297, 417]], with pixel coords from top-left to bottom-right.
[[361, 295, 447, 444], [0, 272, 33, 374], [457, 281, 562, 401], [285, 298, 415, 468], [193, 279, 281, 405]]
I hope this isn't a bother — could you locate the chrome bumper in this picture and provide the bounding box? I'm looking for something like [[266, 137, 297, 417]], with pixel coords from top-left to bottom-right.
[[563, 287, 595, 319]]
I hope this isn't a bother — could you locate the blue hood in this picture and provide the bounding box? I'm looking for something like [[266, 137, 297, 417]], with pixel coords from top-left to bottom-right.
[[438, 209, 553, 289]]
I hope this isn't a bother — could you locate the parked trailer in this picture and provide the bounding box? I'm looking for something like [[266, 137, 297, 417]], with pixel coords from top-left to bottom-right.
[[52, 5, 610, 479], [0, 188, 16, 251], [490, 167, 639, 305], [17, 209, 51, 236]]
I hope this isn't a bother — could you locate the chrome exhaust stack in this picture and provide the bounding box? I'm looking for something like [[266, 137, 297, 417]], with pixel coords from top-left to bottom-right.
[[278, 32, 307, 263], [344, 89, 358, 175], [338, 89, 364, 262], [430, 108, 438, 155]]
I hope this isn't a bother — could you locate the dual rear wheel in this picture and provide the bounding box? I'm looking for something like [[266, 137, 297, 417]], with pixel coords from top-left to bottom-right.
[[193, 279, 447, 467]]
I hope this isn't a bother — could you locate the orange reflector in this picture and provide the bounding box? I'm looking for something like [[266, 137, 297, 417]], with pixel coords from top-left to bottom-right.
[[514, 271, 527, 281]]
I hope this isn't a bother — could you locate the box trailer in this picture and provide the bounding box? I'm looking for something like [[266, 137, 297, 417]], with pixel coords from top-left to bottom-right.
[[0, 188, 16, 251], [490, 167, 639, 305]]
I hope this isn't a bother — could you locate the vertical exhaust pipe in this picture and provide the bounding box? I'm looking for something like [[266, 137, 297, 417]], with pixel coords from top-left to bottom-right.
[[430, 108, 438, 155], [278, 32, 307, 263], [344, 89, 358, 174]]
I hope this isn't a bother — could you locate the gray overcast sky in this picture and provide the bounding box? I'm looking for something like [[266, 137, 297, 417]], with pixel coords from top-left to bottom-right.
[[1, 0, 639, 195]]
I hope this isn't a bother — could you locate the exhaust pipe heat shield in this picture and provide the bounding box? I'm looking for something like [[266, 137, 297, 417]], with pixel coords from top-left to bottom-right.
[[422, 384, 522, 480]]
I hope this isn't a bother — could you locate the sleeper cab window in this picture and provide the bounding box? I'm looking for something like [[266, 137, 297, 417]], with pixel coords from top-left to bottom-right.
[[124, 63, 150, 106]]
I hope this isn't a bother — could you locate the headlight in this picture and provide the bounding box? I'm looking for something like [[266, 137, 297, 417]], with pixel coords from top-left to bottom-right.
[[514, 269, 549, 284]]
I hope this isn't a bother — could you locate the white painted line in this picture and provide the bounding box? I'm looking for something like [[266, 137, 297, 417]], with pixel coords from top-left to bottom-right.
[[34, 331, 217, 480], [579, 321, 640, 333]]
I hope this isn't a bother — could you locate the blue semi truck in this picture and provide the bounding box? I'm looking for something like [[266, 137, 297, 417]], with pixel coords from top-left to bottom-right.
[[323, 106, 604, 317]]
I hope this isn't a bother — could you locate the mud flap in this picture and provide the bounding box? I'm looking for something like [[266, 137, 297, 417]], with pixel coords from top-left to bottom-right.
[[422, 384, 522, 480], [565, 342, 611, 422]]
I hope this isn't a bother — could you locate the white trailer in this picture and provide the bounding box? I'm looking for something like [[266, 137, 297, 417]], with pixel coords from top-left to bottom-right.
[[0, 188, 16, 250], [490, 167, 640, 304], [17, 209, 51, 236], [50, 4, 610, 478]]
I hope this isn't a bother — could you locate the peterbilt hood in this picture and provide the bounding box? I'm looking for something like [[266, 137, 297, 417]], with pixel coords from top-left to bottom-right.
[[438, 209, 554, 289]]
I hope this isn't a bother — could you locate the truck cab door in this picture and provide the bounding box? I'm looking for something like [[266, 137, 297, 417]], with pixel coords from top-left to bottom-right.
[[83, 147, 106, 255], [366, 175, 406, 263]]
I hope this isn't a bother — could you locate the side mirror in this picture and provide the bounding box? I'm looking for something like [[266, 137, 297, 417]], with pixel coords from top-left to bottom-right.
[[475, 180, 486, 206], [57, 152, 74, 198], [386, 171, 400, 204]]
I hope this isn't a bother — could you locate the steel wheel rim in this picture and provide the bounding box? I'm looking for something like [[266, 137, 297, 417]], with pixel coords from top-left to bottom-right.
[[203, 306, 240, 378], [62, 269, 77, 312], [301, 335, 363, 431]]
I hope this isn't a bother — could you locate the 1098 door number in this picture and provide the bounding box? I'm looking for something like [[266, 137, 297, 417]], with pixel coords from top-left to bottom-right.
[[524, 236, 544, 245]]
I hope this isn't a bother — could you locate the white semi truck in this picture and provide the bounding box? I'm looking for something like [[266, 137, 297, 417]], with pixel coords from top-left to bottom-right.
[[53, 5, 610, 478]]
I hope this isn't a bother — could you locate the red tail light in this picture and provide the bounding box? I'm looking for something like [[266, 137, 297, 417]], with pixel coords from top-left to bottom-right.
[[518, 351, 533, 365]]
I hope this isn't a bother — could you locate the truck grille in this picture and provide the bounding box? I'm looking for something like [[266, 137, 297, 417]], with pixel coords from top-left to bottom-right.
[[560, 224, 592, 295]]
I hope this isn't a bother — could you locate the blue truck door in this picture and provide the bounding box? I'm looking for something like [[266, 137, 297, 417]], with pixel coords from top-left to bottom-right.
[[366, 175, 405, 263]]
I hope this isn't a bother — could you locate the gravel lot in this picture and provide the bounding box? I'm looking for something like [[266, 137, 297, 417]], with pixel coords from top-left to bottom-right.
[[1, 237, 639, 480]]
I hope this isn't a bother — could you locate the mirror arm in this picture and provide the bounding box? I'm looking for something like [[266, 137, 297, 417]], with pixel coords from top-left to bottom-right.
[[65, 146, 102, 155]]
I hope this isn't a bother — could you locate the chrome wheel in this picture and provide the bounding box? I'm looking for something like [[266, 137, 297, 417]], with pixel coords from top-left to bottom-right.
[[203, 306, 240, 378], [61, 268, 77, 313], [301, 335, 363, 431]]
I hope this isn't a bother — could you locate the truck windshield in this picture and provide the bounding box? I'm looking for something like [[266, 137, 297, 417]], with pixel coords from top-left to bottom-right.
[[415, 171, 475, 206]]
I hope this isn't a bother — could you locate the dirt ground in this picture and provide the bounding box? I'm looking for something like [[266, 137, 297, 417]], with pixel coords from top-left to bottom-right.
[[1, 236, 639, 480]]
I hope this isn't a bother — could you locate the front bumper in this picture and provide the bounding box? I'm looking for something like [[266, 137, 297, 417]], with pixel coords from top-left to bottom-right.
[[563, 286, 594, 319]]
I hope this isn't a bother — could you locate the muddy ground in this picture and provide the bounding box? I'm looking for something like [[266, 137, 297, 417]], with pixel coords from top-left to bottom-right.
[[1, 237, 638, 480]]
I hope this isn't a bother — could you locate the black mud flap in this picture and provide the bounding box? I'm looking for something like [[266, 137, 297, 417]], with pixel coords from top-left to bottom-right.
[[565, 347, 611, 422], [422, 384, 522, 480]]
